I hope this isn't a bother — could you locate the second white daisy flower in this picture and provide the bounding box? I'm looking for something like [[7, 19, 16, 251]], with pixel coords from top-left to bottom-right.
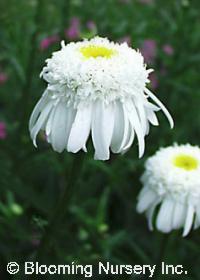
[[137, 144, 200, 236]]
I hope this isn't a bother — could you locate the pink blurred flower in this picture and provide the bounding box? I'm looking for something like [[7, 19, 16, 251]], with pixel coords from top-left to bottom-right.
[[0, 72, 8, 84], [149, 72, 159, 89], [0, 122, 7, 139], [118, 36, 131, 46], [65, 17, 80, 40], [140, 39, 157, 64], [71, 17, 80, 26], [86, 21, 96, 31], [40, 35, 59, 51], [163, 44, 174, 56], [40, 38, 51, 50]]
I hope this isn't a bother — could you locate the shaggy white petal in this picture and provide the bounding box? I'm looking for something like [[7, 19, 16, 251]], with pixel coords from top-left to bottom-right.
[[145, 88, 174, 129], [156, 198, 174, 233], [144, 101, 160, 112], [125, 100, 145, 158], [45, 105, 56, 136], [111, 101, 124, 153], [146, 199, 160, 230], [172, 202, 186, 230], [183, 205, 195, 237], [67, 104, 92, 153], [92, 100, 114, 160], [29, 90, 49, 131], [137, 189, 157, 213], [30, 101, 54, 147], [146, 109, 159, 126], [122, 124, 135, 152], [50, 102, 74, 153], [134, 97, 148, 135], [117, 107, 130, 152]]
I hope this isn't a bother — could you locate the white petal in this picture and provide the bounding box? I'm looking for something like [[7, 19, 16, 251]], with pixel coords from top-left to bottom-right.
[[121, 123, 135, 152], [156, 198, 174, 233], [67, 104, 92, 153], [111, 101, 125, 153], [144, 100, 160, 112], [172, 202, 186, 230], [183, 205, 194, 237], [50, 102, 75, 153], [146, 199, 160, 231], [137, 188, 157, 213], [146, 109, 159, 126], [124, 100, 145, 158], [29, 90, 49, 130], [45, 106, 56, 137], [144, 88, 174, 129], [117, 108, 130, 152], [134, 97, 148, 135], [92, 100, 114, 160], [30, 100, 54, 147], [111, 101, 135, 153]]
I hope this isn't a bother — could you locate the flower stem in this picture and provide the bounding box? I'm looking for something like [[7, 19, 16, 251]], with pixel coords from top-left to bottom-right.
[[36, 152, 85, 260], [155, 234, 170, 279]]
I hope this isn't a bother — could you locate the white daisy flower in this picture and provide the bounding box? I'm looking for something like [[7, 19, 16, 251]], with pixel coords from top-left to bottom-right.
[[29, 36, 173, 160], [137, 144, 200, 236]]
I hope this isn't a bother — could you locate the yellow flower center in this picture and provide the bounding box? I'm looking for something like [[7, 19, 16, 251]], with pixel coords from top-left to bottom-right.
[[173, 154, 198, 171], [80, 45, 116, 59]]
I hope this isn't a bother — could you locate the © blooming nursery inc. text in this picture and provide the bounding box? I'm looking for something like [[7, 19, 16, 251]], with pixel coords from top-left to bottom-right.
[[7, 261, 188, 277]]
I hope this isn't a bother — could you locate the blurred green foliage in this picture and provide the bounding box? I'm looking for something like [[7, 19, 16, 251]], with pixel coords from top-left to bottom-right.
[[0, 0, 199, 279]]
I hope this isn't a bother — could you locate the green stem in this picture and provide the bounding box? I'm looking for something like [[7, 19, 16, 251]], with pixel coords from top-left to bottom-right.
[[36, 152, 85, 260], [155, 234, 170, 280]]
